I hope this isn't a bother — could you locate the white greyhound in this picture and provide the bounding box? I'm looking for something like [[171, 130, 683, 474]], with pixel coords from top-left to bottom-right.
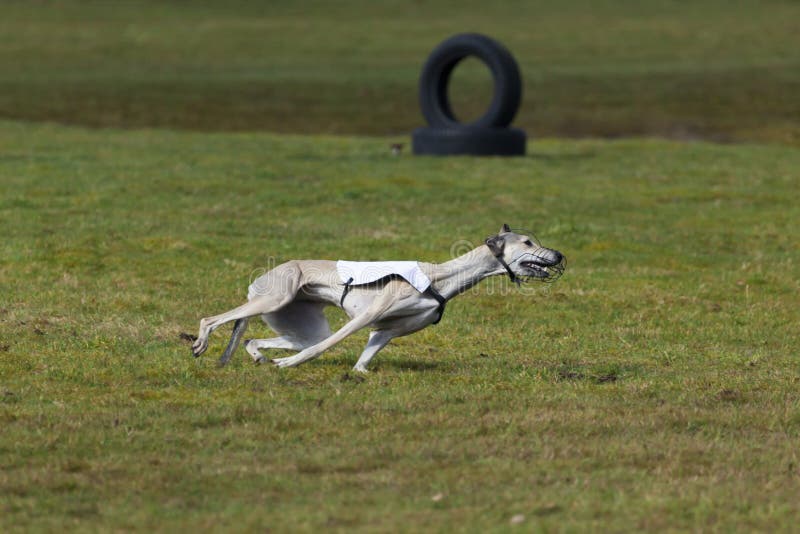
[[192, 225, 565, 372]]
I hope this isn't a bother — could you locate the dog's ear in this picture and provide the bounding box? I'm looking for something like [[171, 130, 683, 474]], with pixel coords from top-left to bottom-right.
[[500, 223, 511, 233], [485, 234, 505, 256]]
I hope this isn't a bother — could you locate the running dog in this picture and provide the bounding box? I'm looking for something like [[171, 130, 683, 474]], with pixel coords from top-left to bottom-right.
[[192, 225, 565, 372]]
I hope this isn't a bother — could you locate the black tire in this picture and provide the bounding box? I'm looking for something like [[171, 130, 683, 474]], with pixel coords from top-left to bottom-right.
[[418, 33, 522, 129], [412, 127, 526, 156]]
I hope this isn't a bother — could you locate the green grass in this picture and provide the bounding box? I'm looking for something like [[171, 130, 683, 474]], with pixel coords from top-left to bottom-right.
[[1, 0, 799, 143], [1, 120, 799, 530], [2, 1, 800, 528]]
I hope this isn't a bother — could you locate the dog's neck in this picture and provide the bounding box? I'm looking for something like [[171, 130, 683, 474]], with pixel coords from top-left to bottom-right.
[[425, 245, 508, 300]]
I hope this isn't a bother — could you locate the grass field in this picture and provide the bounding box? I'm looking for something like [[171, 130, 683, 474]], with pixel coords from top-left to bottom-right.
[[2, 0, 800, 531], [1, 120, 799, 530], [1, 0, 800, 143]]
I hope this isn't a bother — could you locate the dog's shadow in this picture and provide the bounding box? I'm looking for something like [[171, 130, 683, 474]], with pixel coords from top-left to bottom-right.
[[318, 356, 444, 372], [378, 359, 444, 372]]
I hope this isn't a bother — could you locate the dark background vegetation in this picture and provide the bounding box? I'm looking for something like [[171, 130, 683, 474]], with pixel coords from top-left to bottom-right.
[[1, 0, 799, 143]]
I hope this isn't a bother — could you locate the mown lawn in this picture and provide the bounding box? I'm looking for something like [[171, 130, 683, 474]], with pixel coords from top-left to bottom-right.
[[0, 0, 799, 143], [1, 120, 799, 530]]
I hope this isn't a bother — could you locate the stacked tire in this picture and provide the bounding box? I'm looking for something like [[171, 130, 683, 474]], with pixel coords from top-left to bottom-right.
[[412, 33, 526, 156]]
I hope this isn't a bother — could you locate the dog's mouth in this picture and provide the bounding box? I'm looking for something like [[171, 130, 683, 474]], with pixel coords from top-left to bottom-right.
[[515, 252, 566, 283], [520, 259, 551, 278]]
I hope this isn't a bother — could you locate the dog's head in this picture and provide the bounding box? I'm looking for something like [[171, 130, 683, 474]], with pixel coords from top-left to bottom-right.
[[485, 224, 566, 283]]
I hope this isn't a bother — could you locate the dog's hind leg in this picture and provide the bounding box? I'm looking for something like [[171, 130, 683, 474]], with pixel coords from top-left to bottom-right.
[[245, 301, 332, 363], [245, 337, 306, 363], [192, 262, 303, 357], [218, 317, 250, 367], [193, 298, 288, 357]]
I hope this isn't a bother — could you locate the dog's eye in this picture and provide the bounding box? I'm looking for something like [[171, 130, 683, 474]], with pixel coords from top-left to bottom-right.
[[523, 239, 533, 246]]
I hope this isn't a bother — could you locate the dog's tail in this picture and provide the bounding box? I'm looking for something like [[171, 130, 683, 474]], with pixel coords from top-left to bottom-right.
[[218, 318, 249, 367]]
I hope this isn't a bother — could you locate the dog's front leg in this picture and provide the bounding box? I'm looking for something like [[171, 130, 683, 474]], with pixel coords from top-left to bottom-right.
[[272, 290, 398, 368], [271, 310, 378, 368], [352, 330, 394, 373]]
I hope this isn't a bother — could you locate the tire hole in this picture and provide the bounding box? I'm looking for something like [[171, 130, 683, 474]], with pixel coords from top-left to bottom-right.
[[447, 57, 495, 124]]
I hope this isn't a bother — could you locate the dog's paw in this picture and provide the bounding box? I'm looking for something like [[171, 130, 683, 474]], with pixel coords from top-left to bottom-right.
[[191, 339, 207, 357], [271, 356, 297, 368]]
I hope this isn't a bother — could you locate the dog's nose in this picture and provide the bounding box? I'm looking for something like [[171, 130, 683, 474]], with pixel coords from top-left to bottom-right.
[[551, 250, 563, 265]]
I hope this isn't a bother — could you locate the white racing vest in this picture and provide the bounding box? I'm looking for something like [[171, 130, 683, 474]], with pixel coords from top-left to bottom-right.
[[336, 260, 431, 292]]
